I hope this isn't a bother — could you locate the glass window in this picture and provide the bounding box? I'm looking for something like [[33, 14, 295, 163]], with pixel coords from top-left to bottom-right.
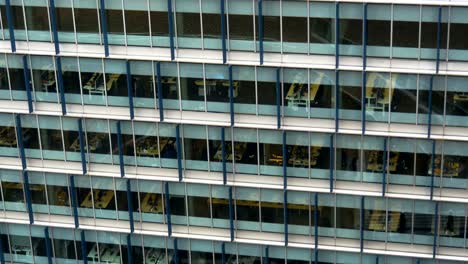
[[61, 57, 82, 104], [232, 128, 258, 175], [205, 64, 230, 113], [63, 117, 81, 162], [160, 62, 179, 110], [438, 203, 466, 248], [390, 73, 418, 124], [445, 76, 468, 127], [137, 180, 164, 223], [81, 58, 105, 106], [90, 177, 117, 220], [449, 7, 468, 61], [286, 131, 309, 179], [176, 0, 201, 49], [105, 0, 125, 45], [125, 0, 150, 46], [110, 120, 135, 166], [309, 0, 335, 56], [1, 170, 26, 212], [283, 68, 308, 118], [365, 72, 391, 123], [257, 67, 277, 116], [130, 60, 155, 108], [85, 119, 111, 164], [159, 123, 178, 169], [39, 116, 64, 160], [310, 69, 334, 119], [0, 113, 18, 158], [336, 195, 361, 240], [440, 140, 468, 192], [21, 115, 41, 159], [8, 54, 27, 101], [336, 134, 362, 182], [339, 3, 362, 57], [392, 5, 419, 59], [183, 125, 208, 171], [180, 63, 204, 111], [149, 0, 170, 47], [187, 184, 211, 227], [30, 55, 58, 103], [211, 185, 230, 229], [55, 6, 75, 43], [168, 182, 186, 225], [236, 187, 260, 231], [367, 4, 390, 58], [228, 0, 255, 51], [388, 137, 416, 186], [282, 0, 307, 54], [202, 0, 225, 50], [0, 54, 9, 100], [24, 4, 51, 42], [260, 0, 281, 53], [420, 6, 448, 60], [134, 122, 160, 168], [259, 129, 282, 177], [232, 65, 256, 115], [338, 71, 361, 121], [74, 4, 100, 44], [104, 59, 128, 107]]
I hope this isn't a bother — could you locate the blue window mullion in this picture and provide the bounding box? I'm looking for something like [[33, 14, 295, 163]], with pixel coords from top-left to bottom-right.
[[334, 71, 339, 132], [264, 246, 269, 264], [436, 6, 442, 74], [49, 0, 60, 54], [80, 231, 88, 264], [430, 140, 436, 200], [335, 2, 340, 68], [156, 62, 164, 121], [0, 229, 4, 264], [173, 238, 179, 264], [15, 114, 26, 170], [229, 65, 234, 127], [382, 138, 388, 196], [282, 130, 287, 189], [126, 179, 134, 233], [314, 193, 318, 264], [117, 121, 125, 177], [228, 186, 234, 241], [433, 202, 439, 258], [220, 0, 227, 64], [22, 56, 33, 113], [5, 0, 16, 52], [55, 57, 67, 115], [363, 3, 368, 71], [427, 76, 434, 138], [222, 127, 227, 185], [361, 72, 366, 134], [127, 234, 133, 264], [360, 196, 364, 253], [69, 175, 79, 228], [23, 171, 34, 224], [176, 125, 182, 182], [44, 227, 53, 264], [99, 0, 109, 57], [77, 118, 87, 175], [329, 134, 334, 192], [164, 182, 172, 237], [258, 0, 263, 65], [167, 0, 175, 60], [362, 3, 368, 136], [221, 243, 226, 264], [283, 190, 288, 246], [276, 68, 281, 129], [126, 61, 135, 120]]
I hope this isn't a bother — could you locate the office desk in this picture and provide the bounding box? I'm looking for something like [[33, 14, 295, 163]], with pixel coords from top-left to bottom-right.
[[366, 151, 399, 172], [222, 80, 239, 98], [140, 193, 163, 213], [87, 244, 103, 263], [429, 156, 460, 177], [0, 127, 16, 147], [41, 71, 56, 92], [288, 145, 308, 167], [368, 211, 401, 232], [136, 137, 160, 157], [286, 82, 308, 107], [454, 93, 468, 103], [365, 73, 396, 111], [100, 245, 120, 264], [3, 182, 44, 191], [145, 248, 167, 264], [83, 73, 120, 95], [213, 142, 247, 162], [80, 189, 114, 209], [70, 133, 107, 152]]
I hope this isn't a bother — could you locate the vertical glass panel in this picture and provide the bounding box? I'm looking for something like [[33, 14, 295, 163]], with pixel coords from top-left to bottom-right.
[[414, 139, 433, 187], [143, 236, 168, 264], [0, 54, 10, 100], [336, 194, 361, 240], [149, 0, 170, 47], [134, 121, 160, 168], [169, 182, 186, 225], [80, 58, 105, 105], [417, 74, 432, 125], [287, 191, 310, 235], [8, 231, 33, 263], [191, 239, 213, 263], [24, 2, 51, 42], [138, 179, 164, 224], [336, 134, 362, 182], [339, 3, 362, 57], [85, 118, 111, 164], [7, 54, 27, 101], [390, 73, 418, 124], [211, 185, 230, 229], [339, 71, 361, 121], [388, 137, 415, 186], [362, 136, 385, 184], [260, 0, 280, 53], [180, 63, 204, 111], [205, 64, 230, 113], [175, 0, 201, 49], [73, 0, 101, 44], [232, 65, 256, 115], [364, 197, 386, 242], [366, 4, 391, 58], [62, 117, 81, 162], [115, 178, 129, 220], [125, 0, 150, 46], [420, 6, 448, 60], [392, 5, 419, 59], [440, 140, 468, 192], [187, 184, 211, 227], [448, 7, 468, 61], [309, 1, 335, 55], [232, 127, 257, 175], [282, 0, 307, 54], [21, 115, 41, 159], [283, 68, 308, 118], [310, 132, 331, 180], [202, 0, 224, 50], [30, 55, 58, 103], [365, 72, 391, 123], [0, 113, 18, 158], [130, 60, 155, 108], [228, 0, 255, 51], [159, 123, 178, 169], [61, 57, 82, 104], [45, 173, 71, 218], [236, 187, 260, 231], [109, 120, 135, 166], [104, 0, 125, 45], [286, 131, 309, 179], [38, 115, 64, 160], [208, 126, 232, 173], [387, 198, 413, 244], [160, 62, 179, 110], [259, 129, 282, 177], [91, 176, 117, 220], [3, 4, 26, 41], [423, 75, 445, 126], [445, 76, 468, 127], [75, 176, 93, 218], [310, 69, 334, 120], [54, 2, 75, 43], [438, 202, 466, 248], [183, 125, 208, 171], [413, 200, 434, 245], [28, 172, 47, 214], [257, 67, 277, 116], [1, 170, 26, 212], [104, 59, 128, 107]]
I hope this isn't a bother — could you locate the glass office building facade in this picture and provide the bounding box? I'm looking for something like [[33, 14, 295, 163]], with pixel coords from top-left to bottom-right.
[[0, 0, 467, 263]]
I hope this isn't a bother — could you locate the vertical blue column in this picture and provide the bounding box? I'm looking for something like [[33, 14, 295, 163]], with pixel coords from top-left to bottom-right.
[[22, 171, 34, 224], [375, 256, 379, 264], [430, 140, 436, 201], [22, 56, 33, 113], [360, 196, 364, 253], [276, 68, 281, 129], [334, 71, 339, 132], [433, 202, 439, 258], [99, 0, 109, 57], [69, 175, 79, 228], [335, 2, 340, 68], [361, 71, 366, 135], [283, 190, 288, 246], [117, 121, 125, 177], [176, 125, 183, 182], [5, 0, 16, 52], [282, 130, 287, 189], [382, 138, 388, 196], [361, 3, 368, 135], [126, 61, 135, 120], [156, 62, 164, 121], [126, 179, 134, 233], [258, 0, 264, 65], [220, 0, 227, 64], [78, 118, 87, 175], [15, 114, 26, 170], [362, 3, 368, 71], [228, 186, 234, 242], [314, 193, 318, 264], [435, 6, 442, 74], [80, 231, 88, 264], [49, 0, 60, 55], [229, 65, 234, 127], [427, 76, 434, 138], [221, 243, 226, 264], [222, 127, 227, 185], [55, 57, 67, 115], [173, 239, 179, 264], [127, 234, 133, 264], [44, 227, 53, 264], [164, 182, 172, 236], [0, 228, 4, 264], [329, 134, 334, 192], [264, 246, 269, 264], [167, 0, 175, 60]]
